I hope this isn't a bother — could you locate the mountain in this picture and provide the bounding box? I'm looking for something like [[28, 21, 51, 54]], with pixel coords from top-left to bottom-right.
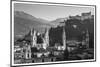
[[50, 17, 67, 27], [14, 11, 51, 38]]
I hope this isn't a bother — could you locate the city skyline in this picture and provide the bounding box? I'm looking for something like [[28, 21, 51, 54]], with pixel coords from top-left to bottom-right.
[[12, 1, 95, 66]]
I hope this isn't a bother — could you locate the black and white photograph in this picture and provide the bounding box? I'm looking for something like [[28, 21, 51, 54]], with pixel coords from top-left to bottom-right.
[[11, 0, 96, 66]]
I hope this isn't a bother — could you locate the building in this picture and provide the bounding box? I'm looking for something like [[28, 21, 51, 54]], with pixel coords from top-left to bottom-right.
[[30, 28, 37, 47], [81, 12, 92, 20], [69, 12, 93, 20], [23, 43, 31, 59], [54, 21, 67, 51], [62, 23, 66, 50], [66, 39, 81, 52], [22, 28, 50, 59], [82, 30, 89, 48], [42, 28, 49, 49]]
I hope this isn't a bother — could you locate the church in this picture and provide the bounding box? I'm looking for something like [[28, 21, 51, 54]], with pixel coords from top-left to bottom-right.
[[14, 25, 90, 63]]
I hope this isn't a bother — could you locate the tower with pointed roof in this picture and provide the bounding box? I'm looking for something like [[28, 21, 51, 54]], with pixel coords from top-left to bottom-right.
[[30, 28, 37, 47], [62, 20, 66, 50], [43, 28, 49, 49]]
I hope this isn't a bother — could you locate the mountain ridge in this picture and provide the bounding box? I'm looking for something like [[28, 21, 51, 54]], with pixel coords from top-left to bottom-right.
[[14, 11, 52, 38]]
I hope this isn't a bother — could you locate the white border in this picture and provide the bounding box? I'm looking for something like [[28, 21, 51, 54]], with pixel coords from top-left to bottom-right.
[[11, 1, 96, 66]]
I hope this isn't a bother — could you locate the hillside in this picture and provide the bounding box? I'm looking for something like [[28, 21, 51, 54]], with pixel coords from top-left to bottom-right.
[[14, 11, 51, 38]]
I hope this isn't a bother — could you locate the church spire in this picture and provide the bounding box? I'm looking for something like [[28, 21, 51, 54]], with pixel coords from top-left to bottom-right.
[[43, 28, 49, 49], [30, 28, 37, 47], [32, 30, 37, 47], [62, 20, 66, 50]]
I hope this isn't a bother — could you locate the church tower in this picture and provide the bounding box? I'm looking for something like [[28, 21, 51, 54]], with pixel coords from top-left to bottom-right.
[[24, 43, 31, 59], [43, 28, 49, 49], [45, 29, 49, 47], [62, 20, 66, 50], [27, 45, 31, 59], [30, 28, 37, 47]]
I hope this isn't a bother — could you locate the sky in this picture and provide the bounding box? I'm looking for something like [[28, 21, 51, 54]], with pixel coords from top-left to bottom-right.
[[14, 3, 94, 21]]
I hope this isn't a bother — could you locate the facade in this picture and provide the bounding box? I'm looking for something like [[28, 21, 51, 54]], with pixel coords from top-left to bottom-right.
[[24, 28, 50, 59]]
